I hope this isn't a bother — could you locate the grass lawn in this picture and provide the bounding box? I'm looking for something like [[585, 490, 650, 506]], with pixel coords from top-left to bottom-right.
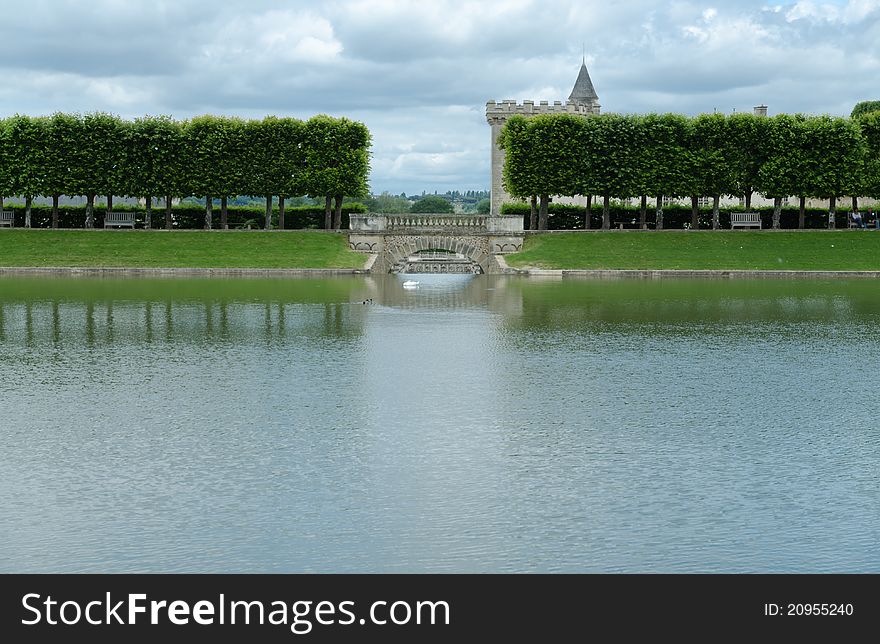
[[0, 229, 367, 269], [505, 230, 880, 271]]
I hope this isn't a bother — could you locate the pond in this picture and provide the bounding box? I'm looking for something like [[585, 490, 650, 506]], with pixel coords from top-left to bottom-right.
[[1, 274, 878, 572]]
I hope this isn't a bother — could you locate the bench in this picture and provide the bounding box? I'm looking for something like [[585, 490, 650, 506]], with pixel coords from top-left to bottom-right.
[[730, 212, 761, 229], [613, 219, 654, 230], [0, 210, 13, 227], [104, 211, 136, 228], [847, 213, 869, 229]]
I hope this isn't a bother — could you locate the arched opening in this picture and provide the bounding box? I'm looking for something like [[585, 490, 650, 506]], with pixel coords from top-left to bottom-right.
[[387, 238, 486, 274]]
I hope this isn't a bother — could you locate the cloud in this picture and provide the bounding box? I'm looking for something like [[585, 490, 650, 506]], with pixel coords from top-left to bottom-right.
[[0, 0, 877, 193]]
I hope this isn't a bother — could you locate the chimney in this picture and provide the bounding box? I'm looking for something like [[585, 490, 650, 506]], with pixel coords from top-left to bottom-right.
[[753, 105, 768, 117]]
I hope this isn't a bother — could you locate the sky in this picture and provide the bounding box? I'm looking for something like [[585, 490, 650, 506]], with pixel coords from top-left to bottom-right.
[[1, 0, 878, 194]]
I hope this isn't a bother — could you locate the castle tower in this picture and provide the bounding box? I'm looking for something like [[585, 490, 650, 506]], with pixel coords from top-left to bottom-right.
[[486, 61, 600, 216]]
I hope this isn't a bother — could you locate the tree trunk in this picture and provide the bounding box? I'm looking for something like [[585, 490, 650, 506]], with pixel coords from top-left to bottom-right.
[[655, 195, 664, 230], [640, 195, 647, 230], [745, 190, 752, 211], [828, 195, 836, 229], [538, 194, 549, 230], [798, 196, 806, 229], [529, 195, 537, 231], [145, 195, 152, 230], [712, 195, 720, 230], [205, 196, 213, 230], [25, 196, 32, 228], [52, 194, 60, 228], [85, 194, 95, 228], [324, 196, 332, 230], [165, 196, 173, 230], [852, 196, 858, 212], [772, 196, 782, 229], [265, 195, 272, 230], [585, 195, 593, 230], [690, 196, 699, 229], [107, 194, 113, 222], [602, 194, 610, 230], [279, 196, 286, 230], [333, 194, 343, 230], [221, 195, 228, 230]]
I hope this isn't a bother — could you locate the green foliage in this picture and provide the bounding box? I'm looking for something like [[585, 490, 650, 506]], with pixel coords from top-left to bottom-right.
[[365, 192, 411, 213], [126, 115, 185, 200], [500, 111, 871, 220], [857, 111, 880, 199], [0, 112, 370, 229], [6, 114, 48, 198], [410, 194, 454, 213], [475, 198, 491, 214], [303, 115, 371, 201], [852, 101, 880, 119]]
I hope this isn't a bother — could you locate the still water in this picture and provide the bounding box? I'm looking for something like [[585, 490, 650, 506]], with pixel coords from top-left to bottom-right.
[[1, 274, 879, 573]]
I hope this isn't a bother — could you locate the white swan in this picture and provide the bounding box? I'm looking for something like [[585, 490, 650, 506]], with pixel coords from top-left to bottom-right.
[[402, 280, 420, 288]]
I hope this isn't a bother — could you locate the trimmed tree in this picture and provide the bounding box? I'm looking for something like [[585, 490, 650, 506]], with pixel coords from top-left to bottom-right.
[[6, 115, 48, 228], [801, 115, 866, 228], [756, 114, 809, 229], [303, 115, 371, 230], [690, 113, 736, 230]]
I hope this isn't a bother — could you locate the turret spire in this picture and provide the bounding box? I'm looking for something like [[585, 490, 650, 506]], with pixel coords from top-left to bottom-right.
[[568, 59, 599, 106]]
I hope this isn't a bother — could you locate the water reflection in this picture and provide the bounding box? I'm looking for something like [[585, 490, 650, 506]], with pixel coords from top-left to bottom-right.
[[2, 276, 880, 573]]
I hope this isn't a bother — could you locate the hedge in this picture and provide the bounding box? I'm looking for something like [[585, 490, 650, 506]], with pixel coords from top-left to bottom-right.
[[500, 202, 868, 230], [0, 202, 368, 230]]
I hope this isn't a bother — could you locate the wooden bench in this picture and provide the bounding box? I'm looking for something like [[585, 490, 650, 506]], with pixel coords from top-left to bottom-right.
[[730, 212, 761, 229], [104, 211, 136, 228], [0, 210, 13, 227]]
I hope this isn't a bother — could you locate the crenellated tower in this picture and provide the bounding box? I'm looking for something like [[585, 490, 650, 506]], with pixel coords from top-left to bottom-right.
[[486, 61, 600, 215]]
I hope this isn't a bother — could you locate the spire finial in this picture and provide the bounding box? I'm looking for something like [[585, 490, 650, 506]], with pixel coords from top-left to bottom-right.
[[582, 43, 585, 64]]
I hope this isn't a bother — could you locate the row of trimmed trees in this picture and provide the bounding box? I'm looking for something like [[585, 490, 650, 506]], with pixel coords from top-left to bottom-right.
[[0, 113, 371, 229], [499, 111, 880, 230]]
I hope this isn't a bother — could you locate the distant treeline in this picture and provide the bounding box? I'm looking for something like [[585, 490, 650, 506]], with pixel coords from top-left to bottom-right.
[[0, 113, 371, 230], [500, 112, 880, 230]]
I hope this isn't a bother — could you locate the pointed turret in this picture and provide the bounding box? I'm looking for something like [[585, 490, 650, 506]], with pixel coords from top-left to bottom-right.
[[568, 60, 599, 106]]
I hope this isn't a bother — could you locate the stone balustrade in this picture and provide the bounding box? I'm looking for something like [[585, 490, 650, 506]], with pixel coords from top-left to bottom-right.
[[349, 213, 523, 234]]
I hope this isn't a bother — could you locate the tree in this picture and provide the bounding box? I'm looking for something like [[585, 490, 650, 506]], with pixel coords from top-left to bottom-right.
[[367, 192, 411, 213], [475, 198, 490, 214], [756, 114, 809, 229], [851, 101, 880, 119], [498, 115, 539, 229], [68, 113, 125, 228], [185, 115, 244, 230], [273, 117, 307, 230], [690, 113, 737, 229], [0, 118, 12, 215], [45, 113, 80, 228], [589, 114, 640, 229], [801, 115, 866, 228], [303, 115, 371, 230], [127, 116, 185, 230], [244, 116, 306, 230], [640, 113, 691, 229], [6, 115, 47, 228], [857, 111, 880, 204], [411, 194, 454, 213], [727, 112, 768, 211]]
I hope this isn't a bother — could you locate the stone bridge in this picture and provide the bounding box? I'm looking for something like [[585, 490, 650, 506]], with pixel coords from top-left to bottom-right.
[[348, 213, 524, 274]]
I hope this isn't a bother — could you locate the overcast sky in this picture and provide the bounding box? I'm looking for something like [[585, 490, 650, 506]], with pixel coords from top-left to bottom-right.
[[1, 0, 877, 194]]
